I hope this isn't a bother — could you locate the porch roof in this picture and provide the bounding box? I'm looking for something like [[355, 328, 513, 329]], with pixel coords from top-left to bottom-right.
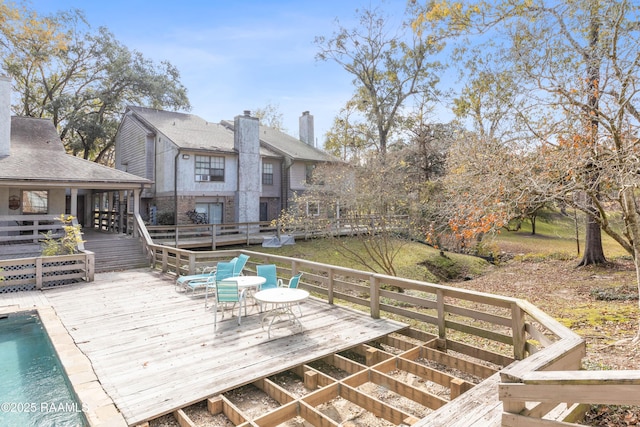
[[0, 117, 151, 190]]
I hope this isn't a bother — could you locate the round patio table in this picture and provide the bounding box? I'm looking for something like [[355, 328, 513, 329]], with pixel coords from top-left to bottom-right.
[[253, 288, 309, 338]]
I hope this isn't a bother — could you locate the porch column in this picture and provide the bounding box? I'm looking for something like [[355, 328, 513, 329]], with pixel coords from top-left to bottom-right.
[[118, 190, 125, 233], [70, 188, 78, 218], [133, 188, 140, 238]]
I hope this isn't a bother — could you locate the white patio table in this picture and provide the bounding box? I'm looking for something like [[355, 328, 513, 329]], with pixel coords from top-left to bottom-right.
[[253, 288, 309, 338]]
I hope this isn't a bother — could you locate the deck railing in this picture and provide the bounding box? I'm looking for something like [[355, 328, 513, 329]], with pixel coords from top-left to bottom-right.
[[0, 214, 66, 244], [136, 232, 640, 426], [145, 221, 276, 249], [142, 214, 410, 249], [0, 215, 95, 292], [0, 252, 95, 292]]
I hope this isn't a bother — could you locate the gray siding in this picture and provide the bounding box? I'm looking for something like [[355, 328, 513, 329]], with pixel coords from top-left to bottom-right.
[[116, 117, 150, 180]]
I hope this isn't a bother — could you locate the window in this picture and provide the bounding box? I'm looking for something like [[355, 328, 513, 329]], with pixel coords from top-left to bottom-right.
[[195, 155, 225, 182], [195, 203, 223, 224], [305, 164, 315, 184], [22, 190, 48, 214], [262, 162, 273, 185], [307, 201, 319, 217]]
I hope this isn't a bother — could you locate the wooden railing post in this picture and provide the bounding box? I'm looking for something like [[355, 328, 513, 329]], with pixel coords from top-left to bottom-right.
[[161, 247, 168, 273], [327, 268, 334, 305], [35, 257, 43, 289], [188, 252, 197, 275], [436, 289, 445, 341], [499, 373, 525, 426], [85, 251, 95, 282], [33, 219, 40, 243], [511, 302, 526, 360], [370, 275, 380, 319]]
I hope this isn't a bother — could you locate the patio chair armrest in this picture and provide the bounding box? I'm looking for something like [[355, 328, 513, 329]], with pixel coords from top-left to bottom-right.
[[277, 278, 284, 287]]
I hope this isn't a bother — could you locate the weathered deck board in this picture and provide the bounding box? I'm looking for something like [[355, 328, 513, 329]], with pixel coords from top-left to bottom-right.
[[0, 289, 49, 312], [43, 269, 406, 425]]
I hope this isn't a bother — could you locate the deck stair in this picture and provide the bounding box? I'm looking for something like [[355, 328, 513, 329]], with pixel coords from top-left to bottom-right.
[[83, 233, 149, 273]]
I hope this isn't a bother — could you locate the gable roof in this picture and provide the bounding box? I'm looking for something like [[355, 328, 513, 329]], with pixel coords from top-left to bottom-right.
[[126, 106, 339, 163], [260, 125, 339, 162], [0, 117, 151, 189], [125, 106, 238, 153], [220, 120, 339, 163]]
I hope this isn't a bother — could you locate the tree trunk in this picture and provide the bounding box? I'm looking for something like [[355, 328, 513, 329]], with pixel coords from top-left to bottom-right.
[[578, 4, 606, 267], [578, 209, 606, 266], [530, 214, 536, 235]]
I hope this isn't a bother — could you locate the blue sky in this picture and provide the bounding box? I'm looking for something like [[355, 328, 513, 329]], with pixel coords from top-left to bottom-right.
[[29, 0, 412, 148]]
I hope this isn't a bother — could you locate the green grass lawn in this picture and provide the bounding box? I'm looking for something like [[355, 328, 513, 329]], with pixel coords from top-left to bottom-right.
[[252, 209, 630, 282], [492, 211, 630, 260]]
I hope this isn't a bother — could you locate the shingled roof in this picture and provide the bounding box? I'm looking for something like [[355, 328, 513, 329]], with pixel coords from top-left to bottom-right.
[[0, 117, 151, 189], [219, 119, 339, 163], [127, 106, 338, 162], [126, 106, 241, 153]]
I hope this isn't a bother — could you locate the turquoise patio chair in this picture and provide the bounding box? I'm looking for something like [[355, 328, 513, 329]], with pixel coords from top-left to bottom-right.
[[233, 254, 250, 277], [278, 272, 303, 289], [256, 264, 279, 312], [203, 260, 237, 308], [175, 266, 216, 293], [213, 280, 247, 329], [278, 273, 304, 317], [256, 264, 278, 290]]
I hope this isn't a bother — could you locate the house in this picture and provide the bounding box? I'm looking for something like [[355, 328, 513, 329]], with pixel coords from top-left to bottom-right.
[[0, 75, 151, 233], [114, 106, 338, 225]]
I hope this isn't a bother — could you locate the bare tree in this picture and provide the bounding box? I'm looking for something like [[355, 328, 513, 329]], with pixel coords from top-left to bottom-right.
[[316, 5, 442, 156], [417, 0, 640, 341]]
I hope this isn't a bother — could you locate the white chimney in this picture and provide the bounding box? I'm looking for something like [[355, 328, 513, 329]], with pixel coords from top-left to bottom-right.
[[299, 111, 314, 147], [0, 75, 10, 157]]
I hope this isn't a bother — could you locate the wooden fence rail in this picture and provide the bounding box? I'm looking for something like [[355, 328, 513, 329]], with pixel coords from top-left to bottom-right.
[[0, 214, 67, 244], [500, 370, 640, 426], [135, 211, 559, 364], [145, 221, 276, 249], [100, 215, 640, 424], [0, 252, 95, 292], [0, 215, 95, 292]]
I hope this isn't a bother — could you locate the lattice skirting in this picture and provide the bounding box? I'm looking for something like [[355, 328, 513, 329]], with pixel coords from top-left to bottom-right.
[[0, 261, 84, 293]]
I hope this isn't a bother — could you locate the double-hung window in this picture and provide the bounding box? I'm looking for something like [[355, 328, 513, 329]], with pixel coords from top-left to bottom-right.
[[195, 155, 224, 182], [262, 162, 273, 185]]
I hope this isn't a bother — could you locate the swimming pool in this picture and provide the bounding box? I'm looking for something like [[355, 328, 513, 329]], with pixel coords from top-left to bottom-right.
[[0, 311, 87, 427]]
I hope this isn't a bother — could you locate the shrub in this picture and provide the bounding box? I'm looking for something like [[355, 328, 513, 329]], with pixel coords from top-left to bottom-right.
[[156, 211, 175, 225], [40, 215, 84, 256]]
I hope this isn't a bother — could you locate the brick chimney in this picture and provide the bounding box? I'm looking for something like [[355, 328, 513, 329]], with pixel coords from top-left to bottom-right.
[[299, 111, 314, 147], [0, 75, 10, 158], [234, 110, 260, 223]]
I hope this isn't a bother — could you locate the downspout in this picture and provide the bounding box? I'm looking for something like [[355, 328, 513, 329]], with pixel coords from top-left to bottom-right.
[[281, 156, 293, 212], [174, 149, 180, 246]]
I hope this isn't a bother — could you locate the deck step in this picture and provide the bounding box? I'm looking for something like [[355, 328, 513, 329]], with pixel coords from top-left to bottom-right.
[[83, 236, 149, 273]]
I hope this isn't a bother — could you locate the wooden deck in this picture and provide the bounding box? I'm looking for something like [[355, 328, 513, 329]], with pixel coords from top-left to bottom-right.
[[36, 270, 406, 425]]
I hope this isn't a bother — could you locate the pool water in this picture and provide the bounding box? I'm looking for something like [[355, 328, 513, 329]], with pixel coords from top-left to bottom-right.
[[0, 312, 87, 427]]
